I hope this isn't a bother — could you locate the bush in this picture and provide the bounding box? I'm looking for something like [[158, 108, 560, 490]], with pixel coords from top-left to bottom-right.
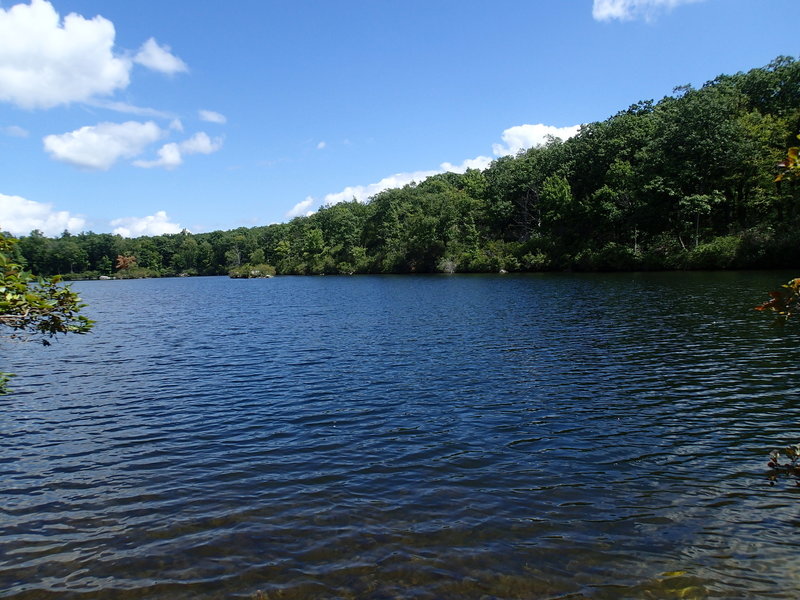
[[521, 252, 549, 271], [116, 266, 161, 279], [595, 242, 638, 271], [736, 226, 774, 267], [229, 263, 276, 278], [686, 236, 740, 269], [640, 234, 686, 270], [436, 257, 458, 274]]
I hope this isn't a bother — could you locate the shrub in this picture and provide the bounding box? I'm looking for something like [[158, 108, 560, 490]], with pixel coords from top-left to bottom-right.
[[521, 252, 549, 271], [436, 257, 458, 274], [229, 263, 276, 278], [686, 236, 740, 270]]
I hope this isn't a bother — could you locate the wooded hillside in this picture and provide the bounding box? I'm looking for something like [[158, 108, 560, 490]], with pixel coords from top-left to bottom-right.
[[9, 57, 800, 278]]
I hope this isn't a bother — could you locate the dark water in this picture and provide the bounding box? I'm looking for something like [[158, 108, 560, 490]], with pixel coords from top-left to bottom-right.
[[3, 272, 800, 599]]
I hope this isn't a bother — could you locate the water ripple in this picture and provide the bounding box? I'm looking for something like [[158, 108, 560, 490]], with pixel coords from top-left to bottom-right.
[[2, 272, 800, 598]]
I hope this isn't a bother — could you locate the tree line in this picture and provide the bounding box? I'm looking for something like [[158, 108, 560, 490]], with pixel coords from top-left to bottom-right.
[[7, 56, 800, 279]]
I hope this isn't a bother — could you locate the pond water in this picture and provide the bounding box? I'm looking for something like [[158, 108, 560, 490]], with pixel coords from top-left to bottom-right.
[[2, 272, 800, 599]]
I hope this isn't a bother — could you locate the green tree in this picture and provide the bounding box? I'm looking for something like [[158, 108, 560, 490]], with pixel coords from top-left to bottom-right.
[[0, 234, 93, 393]]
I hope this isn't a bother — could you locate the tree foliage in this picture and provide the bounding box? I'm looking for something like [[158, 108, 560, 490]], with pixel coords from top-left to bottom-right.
[[10, 57, 800, 278], [755, 278, 800, 323], [0, 233, 93, 393]]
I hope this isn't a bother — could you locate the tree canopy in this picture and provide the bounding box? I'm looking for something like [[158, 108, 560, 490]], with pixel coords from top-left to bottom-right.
[[9, 56, 800, 279]]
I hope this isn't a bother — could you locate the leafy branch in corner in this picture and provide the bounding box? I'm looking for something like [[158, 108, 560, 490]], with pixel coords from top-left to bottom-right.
[[754, 278, 800, 323], [0, 233, 94, 393]]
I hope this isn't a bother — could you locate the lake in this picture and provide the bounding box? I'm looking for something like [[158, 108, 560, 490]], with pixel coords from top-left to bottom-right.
[[2, 272, 800, 599]]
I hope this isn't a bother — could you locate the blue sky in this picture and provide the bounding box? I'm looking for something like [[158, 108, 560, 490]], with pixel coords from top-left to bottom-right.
[[0, 0, 795, 237]]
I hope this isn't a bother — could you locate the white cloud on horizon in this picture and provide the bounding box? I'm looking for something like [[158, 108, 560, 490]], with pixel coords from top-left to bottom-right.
[[43, 120, 164, 170], [592, 0, 704, 22], [319, 122, 579, 207], [111, 210, 183, 237], [0, 193, 85, 236], [440, 155, 493, 173], [199, 109, 227, 124], [133, 132, 222, 169], [491, 123, 581, 156], [286, 196, 316, 218], [133, 37, 188, 75], [323, 168, 442, 205]]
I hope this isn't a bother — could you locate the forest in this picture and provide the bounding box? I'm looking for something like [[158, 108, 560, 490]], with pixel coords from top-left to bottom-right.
[[6, 57, 799, 279]]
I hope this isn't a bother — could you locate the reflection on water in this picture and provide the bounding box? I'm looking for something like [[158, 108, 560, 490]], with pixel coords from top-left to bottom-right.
[[2, 272, 800, 599]]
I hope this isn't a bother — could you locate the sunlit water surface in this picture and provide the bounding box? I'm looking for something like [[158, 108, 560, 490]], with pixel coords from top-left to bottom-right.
[[3, 272, 800, 599]]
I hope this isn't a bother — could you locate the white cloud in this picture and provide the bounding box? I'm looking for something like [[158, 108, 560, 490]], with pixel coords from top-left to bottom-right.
[[440, 155, 493, 173], [43, 120, 163, 170], [492, 123, 581, 156], [169, 119, 184, 132], [133, 37, 188, 74], [322, 158, 491, 206], [199, 109, 226, 124], [2, 125, 28, 138], [134, 132, 222, 169], [180, 132, 221, 154], [286, 196, 317, 218], [133, 142, 182, 169], [321, 122, 580, 207], [324, 169, 441, 204], [111, 210, 183, 237], [0, 193, 85, 236], [0, 0, 130, 109], [86, 99, 174, 118], [316, 141, 326, 150], [592, 0, 703, 22]]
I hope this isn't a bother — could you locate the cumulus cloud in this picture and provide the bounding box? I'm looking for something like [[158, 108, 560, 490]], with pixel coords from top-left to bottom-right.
[[492, 123, 581, 156], [133, 37, 188, 74], [0, 193, 85, 236], [134, 142, 182, 169], [286, 197, 317, 218], [440, 155, 493, 173], [324, 169, 442, 205], [321, 122, 580, 207], [134, 132, 222, 169], [0, 0, 130, 109], [316, 141, 326, 150], [111, 210, 183, 237], [322, 157, 493, 206], [199, 109, 226, 124], [180, 132, 221, 154], [43, 121, 163, 170], [592, 0, 703, 22], [0, 1, 189, 109], [2, 125, 28, 138]]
